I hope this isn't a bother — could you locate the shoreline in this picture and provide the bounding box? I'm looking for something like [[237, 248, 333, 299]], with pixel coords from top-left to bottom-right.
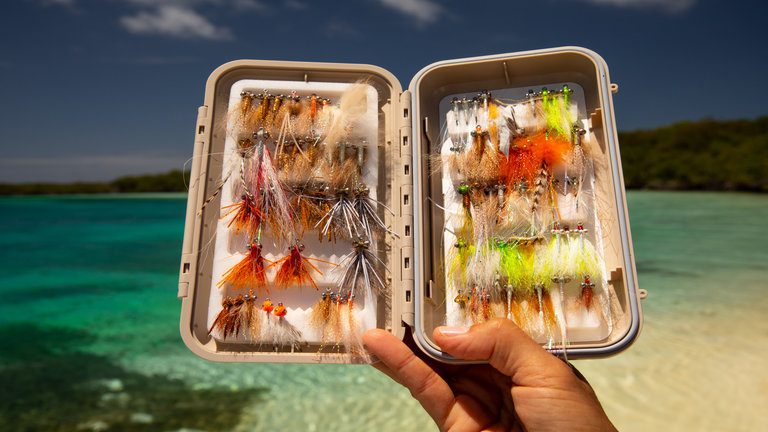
[[0, 192, 188, 199], [0, 189, 765, 198]]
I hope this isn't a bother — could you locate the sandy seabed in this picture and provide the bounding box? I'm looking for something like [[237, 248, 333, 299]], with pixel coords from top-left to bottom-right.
[[1, 192, 766, 431]]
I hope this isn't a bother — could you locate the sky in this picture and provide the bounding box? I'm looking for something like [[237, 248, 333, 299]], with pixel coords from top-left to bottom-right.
[[0, 0, 766, 182]]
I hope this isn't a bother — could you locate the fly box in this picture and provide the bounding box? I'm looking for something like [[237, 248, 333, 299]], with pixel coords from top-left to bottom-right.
[[178, 46, 642, 364]]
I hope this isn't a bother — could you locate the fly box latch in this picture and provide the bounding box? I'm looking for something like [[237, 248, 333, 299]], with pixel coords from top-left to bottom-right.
[[178, 105, 210, 299]]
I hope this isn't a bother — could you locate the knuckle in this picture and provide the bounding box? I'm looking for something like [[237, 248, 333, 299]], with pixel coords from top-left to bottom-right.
[[486, 317, 518, 334], [393, 350, 419, 372], [409, 370, 441, 399]]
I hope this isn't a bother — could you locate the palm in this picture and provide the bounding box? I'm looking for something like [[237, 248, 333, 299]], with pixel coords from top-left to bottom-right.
[[365, 321, 616, 432], [427, 362, 519, 431]]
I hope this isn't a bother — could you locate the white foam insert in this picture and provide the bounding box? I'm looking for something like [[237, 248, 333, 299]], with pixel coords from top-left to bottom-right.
[[207, 79, 381, 345], [438, 85, 609, 343]]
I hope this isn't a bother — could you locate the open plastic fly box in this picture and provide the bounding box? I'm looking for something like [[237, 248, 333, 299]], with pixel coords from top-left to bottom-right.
[[178, 46, 643, 364]]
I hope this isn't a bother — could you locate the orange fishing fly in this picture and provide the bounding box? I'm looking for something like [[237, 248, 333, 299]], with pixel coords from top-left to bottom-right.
[[217, 242, 271, 293], [271, 242, 331, 290]]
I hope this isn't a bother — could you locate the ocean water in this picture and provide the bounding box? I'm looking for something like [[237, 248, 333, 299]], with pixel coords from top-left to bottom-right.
[[0, 191, 766, 431]]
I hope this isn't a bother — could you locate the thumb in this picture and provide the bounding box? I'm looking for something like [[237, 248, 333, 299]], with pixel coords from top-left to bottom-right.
[[433, 318, 575, 388]]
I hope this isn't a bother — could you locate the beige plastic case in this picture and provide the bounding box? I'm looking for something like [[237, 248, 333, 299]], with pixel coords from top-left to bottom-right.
[[178, 46, 643, 363]]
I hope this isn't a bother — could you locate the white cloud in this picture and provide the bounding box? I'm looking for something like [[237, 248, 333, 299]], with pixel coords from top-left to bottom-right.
[[578, 0, 696, 13], [376, 0, 443, 25], [115, 1, 269, 40], [119, 5, 234, 40]]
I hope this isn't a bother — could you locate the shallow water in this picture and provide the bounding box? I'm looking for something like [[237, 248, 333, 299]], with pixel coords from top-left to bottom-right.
[[0, 191, 765, 431]]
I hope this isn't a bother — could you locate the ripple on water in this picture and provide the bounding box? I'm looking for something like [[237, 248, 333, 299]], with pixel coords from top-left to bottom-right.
[[2, 193, 767, 431], [123, 354, 436, 432]]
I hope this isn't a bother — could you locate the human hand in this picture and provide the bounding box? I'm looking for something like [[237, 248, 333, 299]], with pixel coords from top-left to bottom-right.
[[363, 319, 616, 432]]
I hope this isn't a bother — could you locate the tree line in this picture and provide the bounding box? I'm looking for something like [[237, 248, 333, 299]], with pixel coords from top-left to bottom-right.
[[1, 116, 766, 195], [0, 170, 190, 195], [618, 116, 767, 192]]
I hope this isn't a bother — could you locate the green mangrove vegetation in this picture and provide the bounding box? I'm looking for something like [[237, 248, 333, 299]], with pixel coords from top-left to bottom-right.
[[619, 116, 768, 192], [1, 116, 766, 195]]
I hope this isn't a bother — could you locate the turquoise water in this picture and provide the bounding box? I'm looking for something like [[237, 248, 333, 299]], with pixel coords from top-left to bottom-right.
[[0, 192, 766, 431]]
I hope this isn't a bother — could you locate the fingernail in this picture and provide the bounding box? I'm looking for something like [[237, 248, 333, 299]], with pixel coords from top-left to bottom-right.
[[436, 326, 469, 337]]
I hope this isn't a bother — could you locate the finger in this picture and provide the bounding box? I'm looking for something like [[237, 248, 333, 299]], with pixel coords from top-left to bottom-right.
[[432, 319, 575, 388], [449, 374, 501, 416], [401, 329, 456, 376], [372, 347, 457, 390], [363, 329, 454, 424], [371, 360, 403, 386], [448, 394, 504, 432]]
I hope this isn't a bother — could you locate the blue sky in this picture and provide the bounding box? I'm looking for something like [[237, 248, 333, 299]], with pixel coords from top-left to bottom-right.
[[1, 0, 766, 182]]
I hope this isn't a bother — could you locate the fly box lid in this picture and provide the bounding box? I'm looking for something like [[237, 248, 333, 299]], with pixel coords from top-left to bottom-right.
[[178, 46, 643, 364]]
